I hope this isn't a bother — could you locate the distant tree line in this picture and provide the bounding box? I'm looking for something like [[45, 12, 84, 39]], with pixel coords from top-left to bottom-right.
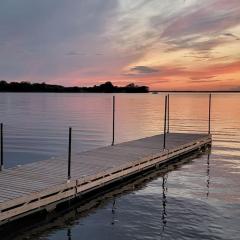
[[0, 81, 149, 93]]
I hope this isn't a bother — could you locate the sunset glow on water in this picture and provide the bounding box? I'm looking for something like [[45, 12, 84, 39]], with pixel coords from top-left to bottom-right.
[[0, 93, 239, 239]]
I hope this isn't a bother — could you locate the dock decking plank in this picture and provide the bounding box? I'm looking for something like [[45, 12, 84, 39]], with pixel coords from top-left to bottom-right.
[[0, 133, 211, 224]]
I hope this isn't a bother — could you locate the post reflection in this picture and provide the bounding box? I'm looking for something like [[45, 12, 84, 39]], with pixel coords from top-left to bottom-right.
[[206, 153, 211, 198], [111, 198, 117, 225], [67, 228, 72, 240], [161, 174, 168, 238]]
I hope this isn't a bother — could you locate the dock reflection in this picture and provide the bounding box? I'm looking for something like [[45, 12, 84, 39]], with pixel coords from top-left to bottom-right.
[[1, 152, 204, 240]]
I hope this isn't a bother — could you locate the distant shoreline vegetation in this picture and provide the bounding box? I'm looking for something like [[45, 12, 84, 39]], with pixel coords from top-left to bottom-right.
[[0, 81, 149, 93]]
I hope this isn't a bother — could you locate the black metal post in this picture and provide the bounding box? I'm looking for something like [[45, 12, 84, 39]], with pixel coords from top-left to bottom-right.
[[0, 123, 3, 171], [208, 94, 211, 134], [167, 94, 170, 133], [112, 96, 115, 146], [163, 96, 167, 149], [68, 127, 72, 180]]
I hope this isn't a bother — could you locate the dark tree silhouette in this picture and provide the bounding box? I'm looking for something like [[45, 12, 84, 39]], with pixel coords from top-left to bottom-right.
[[0, 81, 149, 93]]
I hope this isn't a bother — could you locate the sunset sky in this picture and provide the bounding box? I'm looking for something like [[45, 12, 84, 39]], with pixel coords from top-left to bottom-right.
[[0, 0, 240, 90]]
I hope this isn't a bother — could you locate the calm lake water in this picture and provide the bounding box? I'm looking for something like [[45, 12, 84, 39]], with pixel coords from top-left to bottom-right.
[[0, 93, 240, 239]]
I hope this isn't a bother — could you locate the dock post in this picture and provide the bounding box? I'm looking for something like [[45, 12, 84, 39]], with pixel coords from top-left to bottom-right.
[[208, 94, 211, 134], [163, 96, 167, 149], [0, 123, 3, 171], [167, 94, 170, 133], [111, 96, 115, 146], [68, 127, 72, 180]]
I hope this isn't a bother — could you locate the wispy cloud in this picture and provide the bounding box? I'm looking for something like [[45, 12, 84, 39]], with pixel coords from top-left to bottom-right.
[[188, 79, 220, 84], [65, 51, 85, 56], [160, 1, 240, 40], [130, 66, 159, 74], [190, 76, 216, 81], [223, 33, 240, 40], [165, 37, 229, 53]]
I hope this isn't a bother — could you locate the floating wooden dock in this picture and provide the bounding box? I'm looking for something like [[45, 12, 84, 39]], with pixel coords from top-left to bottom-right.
[[0, 133, 211, 226]]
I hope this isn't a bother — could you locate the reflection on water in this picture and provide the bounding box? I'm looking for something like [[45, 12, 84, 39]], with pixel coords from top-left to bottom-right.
[[1, 154, 198, 240], [161, 174, 168, 239], [0, 93, 240, 239], [206, 153, 210, 198], [111, 198, 117, 225], [67, 229, 71, 240]]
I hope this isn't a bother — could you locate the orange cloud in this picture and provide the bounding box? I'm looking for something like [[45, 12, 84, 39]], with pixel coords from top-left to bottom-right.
[[121, 60, 240, 90]]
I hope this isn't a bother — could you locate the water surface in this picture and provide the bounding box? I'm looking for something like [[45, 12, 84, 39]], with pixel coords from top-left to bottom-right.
[[0, 93, 239, 239]]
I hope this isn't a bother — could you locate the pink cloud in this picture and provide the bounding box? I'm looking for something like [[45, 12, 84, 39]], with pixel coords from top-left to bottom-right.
[[161, 0, 240, 39]]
